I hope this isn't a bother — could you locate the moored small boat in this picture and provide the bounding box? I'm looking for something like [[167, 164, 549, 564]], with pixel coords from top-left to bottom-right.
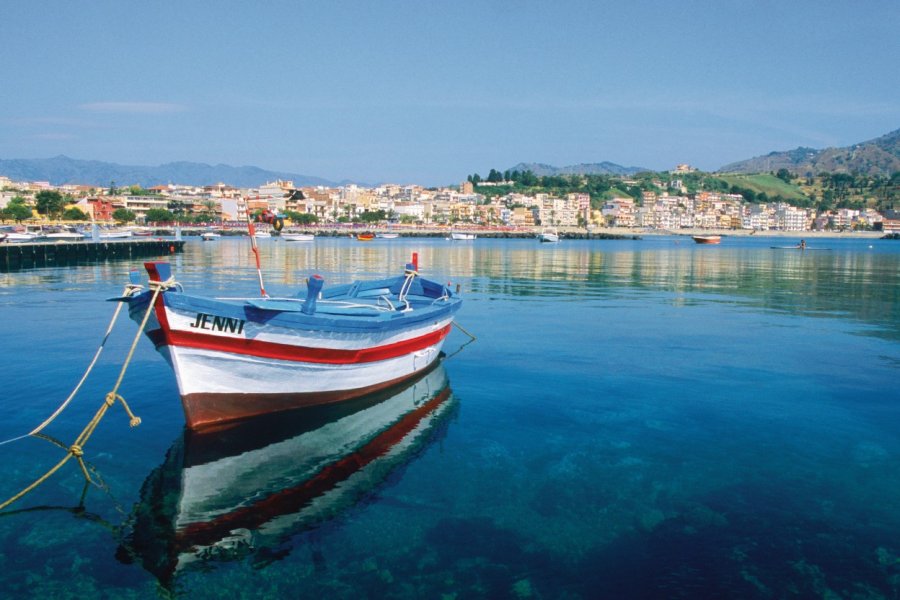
[[376, 232, 399, 239], [200, 231, 221, 241], [692, 235, 721, 245], [357, 232, 375, 241], [116, 257, 462, 430], [281, 233, 315, 242], [449, 231, 476, 241]]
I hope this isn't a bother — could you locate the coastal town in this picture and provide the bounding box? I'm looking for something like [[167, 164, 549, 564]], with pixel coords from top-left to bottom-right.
[[1, 168, 898, 235]]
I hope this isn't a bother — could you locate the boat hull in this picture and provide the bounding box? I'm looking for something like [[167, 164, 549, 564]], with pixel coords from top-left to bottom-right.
[[692, 235, 721, 244], [125, 265, 460, 430]]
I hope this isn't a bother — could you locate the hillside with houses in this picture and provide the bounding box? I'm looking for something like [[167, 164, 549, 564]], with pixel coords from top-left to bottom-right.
[[1, 166, 898, 235]]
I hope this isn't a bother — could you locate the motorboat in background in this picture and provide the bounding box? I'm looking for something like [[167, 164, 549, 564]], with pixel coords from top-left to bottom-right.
[[281, 233, 315, 242], [449, 231, 476, 241], [117, 363, 457, 585], [45, 226, 85, 241], [538, 227, 559, 243], [82, 225, 133, 240], [1, 226, 42, 243]]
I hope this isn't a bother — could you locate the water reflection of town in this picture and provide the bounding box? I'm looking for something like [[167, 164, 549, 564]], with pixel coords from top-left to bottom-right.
[[152, 238, 900, 338], [3, 237, 895, 339]]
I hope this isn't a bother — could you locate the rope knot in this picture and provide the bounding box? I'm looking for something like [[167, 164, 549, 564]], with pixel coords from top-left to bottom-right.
[[129, 417, 142, 428], [105, 392, 117, 407], [69, 444, 83, 457]]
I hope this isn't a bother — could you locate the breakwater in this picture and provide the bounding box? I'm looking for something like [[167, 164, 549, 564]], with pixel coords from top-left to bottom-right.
[[0, 239, 185, 272]]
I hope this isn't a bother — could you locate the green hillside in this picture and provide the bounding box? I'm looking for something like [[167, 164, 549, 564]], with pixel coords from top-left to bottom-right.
[[715, 173, 807, 201]]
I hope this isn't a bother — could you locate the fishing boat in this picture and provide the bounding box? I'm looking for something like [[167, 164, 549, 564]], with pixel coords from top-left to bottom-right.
[[538, 227, 559, 243], [449, 231, 476, 241], [691, 235, 721, 245], [281, 233, 315, 242], [118, 363, 456, 584], [116, 255, 462, 430], [356, 232, 375, 241]]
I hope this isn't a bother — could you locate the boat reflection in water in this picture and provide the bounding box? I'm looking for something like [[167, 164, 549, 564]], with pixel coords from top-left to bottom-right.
[[117, 362, 456, 585]]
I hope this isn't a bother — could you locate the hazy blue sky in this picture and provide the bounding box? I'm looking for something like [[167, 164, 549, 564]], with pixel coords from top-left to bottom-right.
[[3, 1, 898, 185]]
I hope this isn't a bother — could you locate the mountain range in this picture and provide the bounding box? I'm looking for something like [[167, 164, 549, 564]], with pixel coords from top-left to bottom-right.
[[718, 128, 900, 176], [2, 127, 897, 188], [0, 155, 341, 189]]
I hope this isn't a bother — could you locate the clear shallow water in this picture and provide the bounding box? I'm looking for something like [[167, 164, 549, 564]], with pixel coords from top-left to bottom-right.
[[1, 235, 898, 598]]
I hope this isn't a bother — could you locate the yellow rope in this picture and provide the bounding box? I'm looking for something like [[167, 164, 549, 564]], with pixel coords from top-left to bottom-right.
[[0, 278, 172, 512]]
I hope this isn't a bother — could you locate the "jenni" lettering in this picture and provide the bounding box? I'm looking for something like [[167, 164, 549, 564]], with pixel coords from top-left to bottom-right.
[[189, 312, 246, 334]]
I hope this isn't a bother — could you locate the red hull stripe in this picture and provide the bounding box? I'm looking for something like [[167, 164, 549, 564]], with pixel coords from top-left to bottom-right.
[[147, 323, 452, 365]]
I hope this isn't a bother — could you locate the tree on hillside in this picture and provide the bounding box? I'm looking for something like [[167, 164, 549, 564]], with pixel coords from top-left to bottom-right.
[[145, 208, 175, 223], [112, 208, 136, 223], [359, 209, 387, 223], [775, 168, 792, 183], [0, 196, 33, 222], [284, 211, 318, 225], [518, 170, 538, 186], [35, 190, 67, 218], [62, 207, 88, 220]]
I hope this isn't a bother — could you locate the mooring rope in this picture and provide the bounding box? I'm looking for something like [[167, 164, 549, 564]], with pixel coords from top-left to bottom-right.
[[0, 283, 142, 447], [0, 278, 172, 511], [452, 320, 477, 341]]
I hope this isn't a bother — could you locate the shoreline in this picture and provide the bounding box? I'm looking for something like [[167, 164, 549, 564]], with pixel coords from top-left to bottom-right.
[[585, 227, 886, 239], [123, 224, 891, 241]]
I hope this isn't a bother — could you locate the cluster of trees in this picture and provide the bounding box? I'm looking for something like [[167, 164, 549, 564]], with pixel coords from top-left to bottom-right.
[[0, 191, 89, 223], [466, 166, 899, 213]]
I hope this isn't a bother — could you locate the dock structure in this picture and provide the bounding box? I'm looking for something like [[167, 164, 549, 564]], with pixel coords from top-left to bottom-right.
[[0, 239, 185, 272]]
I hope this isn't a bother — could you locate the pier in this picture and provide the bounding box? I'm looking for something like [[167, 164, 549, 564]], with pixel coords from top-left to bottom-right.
[[0, 239, 185, 272]]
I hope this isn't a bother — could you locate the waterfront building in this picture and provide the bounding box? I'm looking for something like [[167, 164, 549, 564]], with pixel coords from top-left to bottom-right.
[[601, 197, 636, 227], [882, 210, 900, 233], [121, 194, 170, 221], [775, 204, 810, 231], [85, 197, 116, 221]]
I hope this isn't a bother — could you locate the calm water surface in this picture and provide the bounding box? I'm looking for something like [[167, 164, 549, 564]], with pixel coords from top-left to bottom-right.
[[1, 235, 898, 598]]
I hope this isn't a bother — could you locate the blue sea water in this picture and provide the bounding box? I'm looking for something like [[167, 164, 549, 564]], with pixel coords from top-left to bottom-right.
[[0, 234, 898, 598]]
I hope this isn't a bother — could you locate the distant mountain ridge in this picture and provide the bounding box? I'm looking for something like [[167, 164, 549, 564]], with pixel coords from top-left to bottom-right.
[[719, 128, 900, 176], [0, 155, 341, 188], [507, 161, 649, 177]]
